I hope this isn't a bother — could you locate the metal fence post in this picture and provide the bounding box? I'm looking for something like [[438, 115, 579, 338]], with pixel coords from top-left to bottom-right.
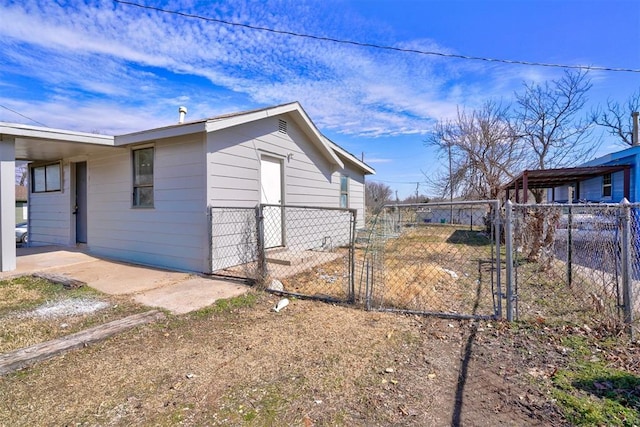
[[494, 201, 502, 319], [255, 204, 267, 285], [349, 209, 357, 303], [505, 200, 514, 322], [567, 203, 573, 288], [621, 198, 635, 340], [365, 260, 370, 310], [207, 206, 213, 274]]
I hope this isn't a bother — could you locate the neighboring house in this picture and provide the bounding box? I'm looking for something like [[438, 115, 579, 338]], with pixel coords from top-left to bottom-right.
[[15, 185, 27, 223], [504, 146, 637, 204], [0, 102, 374, 273]]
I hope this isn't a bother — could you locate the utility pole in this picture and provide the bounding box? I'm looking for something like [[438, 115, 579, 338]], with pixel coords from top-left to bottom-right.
[[415, 182, 419, 202], [448, 142, 453, 223]]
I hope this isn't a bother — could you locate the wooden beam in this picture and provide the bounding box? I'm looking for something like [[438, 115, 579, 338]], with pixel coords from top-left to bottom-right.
[[32, 272, 86, 289], [0, 310, 165, 375]]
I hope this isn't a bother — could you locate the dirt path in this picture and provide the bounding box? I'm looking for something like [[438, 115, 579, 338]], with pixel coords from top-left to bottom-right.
[[0, 293, 565, 426]]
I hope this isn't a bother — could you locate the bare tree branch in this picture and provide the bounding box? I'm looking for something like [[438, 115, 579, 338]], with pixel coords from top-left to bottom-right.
[[592, 88, 640, 146], [515, 70, 597, 175], [425, 101, 524, 200], [365, 181, 393, 214]]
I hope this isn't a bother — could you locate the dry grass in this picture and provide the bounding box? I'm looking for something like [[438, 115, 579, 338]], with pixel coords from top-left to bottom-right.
[[0, 276, 148, 353], [280, 249, 351, 298], [370, 225, 496, 315], [272, 225, 497, 317], [0, 292, 565, 426]]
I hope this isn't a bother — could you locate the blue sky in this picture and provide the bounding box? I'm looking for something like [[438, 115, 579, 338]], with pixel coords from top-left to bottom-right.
[[1, 0, 639, 198]]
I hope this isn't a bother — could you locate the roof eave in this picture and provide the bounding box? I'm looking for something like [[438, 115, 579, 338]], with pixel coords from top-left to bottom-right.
[[115, 121, 207, 146], [0, 122, 114, 146], [327, 139, 376, 175]]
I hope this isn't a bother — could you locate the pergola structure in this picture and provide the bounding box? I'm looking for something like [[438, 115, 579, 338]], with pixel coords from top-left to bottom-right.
[[504, 165, 632, 203]]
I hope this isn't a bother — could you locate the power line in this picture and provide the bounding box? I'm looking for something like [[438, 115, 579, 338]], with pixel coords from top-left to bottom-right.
[[114, 0, 640, 74], [0, 104, 47, 127]]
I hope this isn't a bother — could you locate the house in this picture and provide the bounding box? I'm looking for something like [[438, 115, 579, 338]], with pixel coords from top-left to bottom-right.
[[504, 146, 636, 204], [15, 185, 28, 223], [505, 113, 640, 204], [0, 102, 374, 273]]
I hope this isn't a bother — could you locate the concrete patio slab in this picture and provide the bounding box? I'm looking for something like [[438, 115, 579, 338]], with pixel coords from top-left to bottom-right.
[[44, 260, 192, 295], [1, 246, 250, 314], [133, 277, 249, 314]]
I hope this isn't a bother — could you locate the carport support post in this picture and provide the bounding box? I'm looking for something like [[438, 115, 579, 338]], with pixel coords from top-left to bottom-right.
[[505, 200, 514, 322], [620, 198, 635, 340], [0, 138, 15, 272]]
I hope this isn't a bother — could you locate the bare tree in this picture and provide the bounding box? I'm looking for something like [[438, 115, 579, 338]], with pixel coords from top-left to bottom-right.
[[15, 163, 28, 186], [426, 101, 523, 200], [514, 70, 595, 263], [365, 181, 393, 214], [515, 70, 596, 176], [592, 89, 640, 146]]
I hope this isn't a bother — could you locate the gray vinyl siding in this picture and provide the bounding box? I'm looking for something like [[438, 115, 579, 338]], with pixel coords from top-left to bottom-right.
[[87, 134, 208, 272], [334, 164, 366, 229], [28, 161, 72, 246], [206, 115, 365, 271], [206, 115, 337, 208], [27, 113, 367, 274]]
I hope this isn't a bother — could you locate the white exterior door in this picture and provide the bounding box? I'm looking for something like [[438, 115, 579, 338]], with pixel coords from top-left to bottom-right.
[[260, 156, 283, 248]]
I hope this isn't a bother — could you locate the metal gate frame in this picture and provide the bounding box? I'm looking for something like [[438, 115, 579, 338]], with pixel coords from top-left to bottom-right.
[[361, 200, 502, 320]]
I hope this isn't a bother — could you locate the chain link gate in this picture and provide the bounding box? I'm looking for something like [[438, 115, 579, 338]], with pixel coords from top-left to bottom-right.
[[505, 201, 640, 339], [360, 201, 502, 319], [209, 204, 357, 303]]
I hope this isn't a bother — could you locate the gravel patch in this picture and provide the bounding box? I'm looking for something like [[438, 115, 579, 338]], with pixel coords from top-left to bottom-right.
[[22, 299, 110, 319]]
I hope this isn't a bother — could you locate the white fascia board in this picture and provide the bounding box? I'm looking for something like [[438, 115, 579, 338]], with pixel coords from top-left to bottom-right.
[[0, 122, 114, 145], [204, 103, 302, 132], [329, 141, 376, 175], [115, 121, 206, 146]]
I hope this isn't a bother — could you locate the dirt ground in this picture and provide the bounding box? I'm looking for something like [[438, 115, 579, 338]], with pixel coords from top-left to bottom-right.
[[0, 292, 572, 426]]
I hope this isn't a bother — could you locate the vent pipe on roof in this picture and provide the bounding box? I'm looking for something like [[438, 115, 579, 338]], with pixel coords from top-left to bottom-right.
[[178, 106, 188, 124], [632, 111, 639, 146]]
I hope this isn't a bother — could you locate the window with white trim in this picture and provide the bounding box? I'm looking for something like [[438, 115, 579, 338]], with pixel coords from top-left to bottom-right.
[[132, 147, 154, 207], [340, 175, 349, 208], [31, 162, 62, 193], [602, 173, 612, 197]]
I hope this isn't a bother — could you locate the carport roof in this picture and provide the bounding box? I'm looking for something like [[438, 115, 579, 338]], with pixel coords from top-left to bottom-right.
[[504, 165, 632, 190], [0, 122, 116, 161]]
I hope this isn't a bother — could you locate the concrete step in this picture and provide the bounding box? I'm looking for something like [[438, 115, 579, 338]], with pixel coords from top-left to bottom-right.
[[266, 250, 314, 266]]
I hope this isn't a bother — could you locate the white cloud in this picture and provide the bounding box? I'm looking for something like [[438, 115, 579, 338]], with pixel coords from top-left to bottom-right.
[[0, 0, 531, 136]]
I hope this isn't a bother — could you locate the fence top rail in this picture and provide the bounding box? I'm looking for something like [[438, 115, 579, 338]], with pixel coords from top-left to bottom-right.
[[509, 202, 640, 209], [209, 204, 357, 214], [260, 203, 357, 214], [383, 200, 499, 208], [209, 206, 257, 210]]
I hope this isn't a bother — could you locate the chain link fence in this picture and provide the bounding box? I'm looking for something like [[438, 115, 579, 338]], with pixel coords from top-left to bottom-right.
[[359, 201, 502, 319], [208, 200, 639, 339], [209, 205, 357, 303], [506, 202, 639, 339]]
